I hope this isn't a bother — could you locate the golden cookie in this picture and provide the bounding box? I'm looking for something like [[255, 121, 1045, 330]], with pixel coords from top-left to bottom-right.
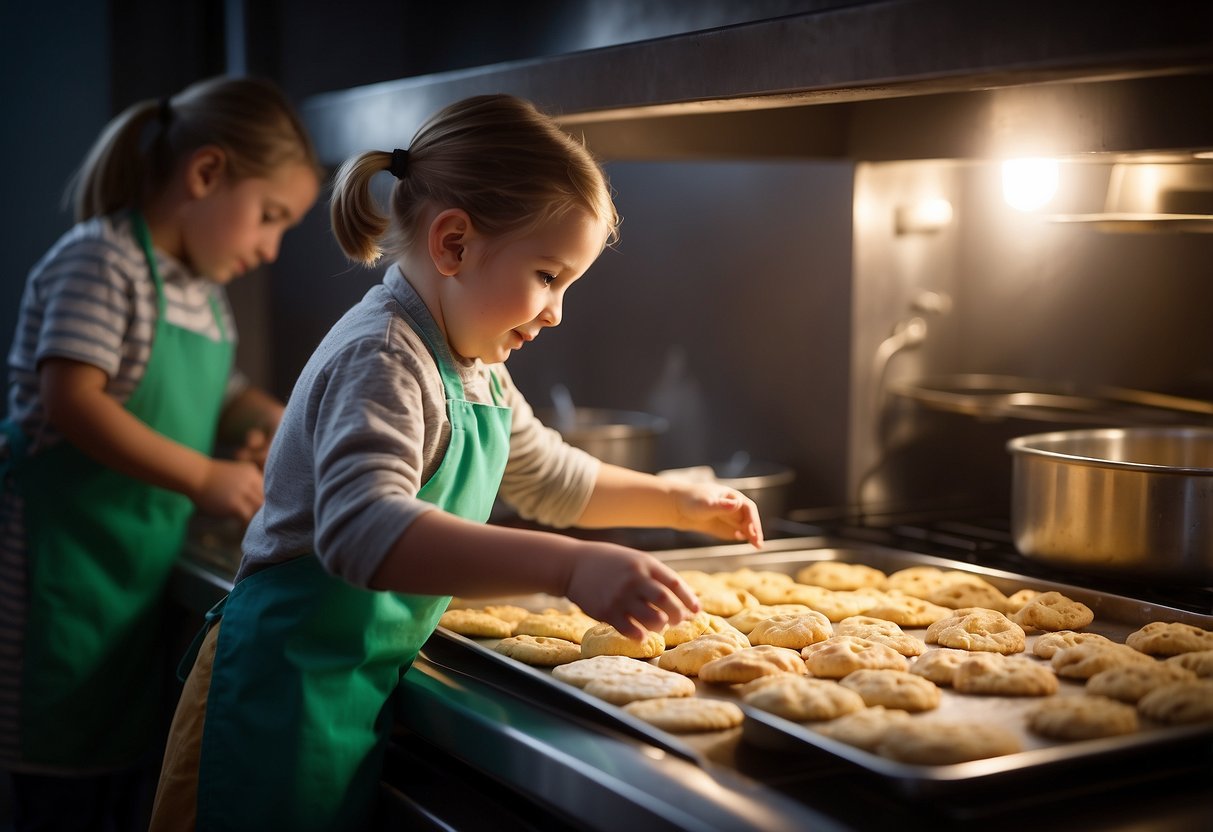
[[699, 645, 808, 685], [661, 611, 713, 647], [876, 721, 1021, 764], [439, 609, 515, 638], [726, 604, 815, 635], [1027, 695, 1139, 740], [801, 636, 908, 678], [583, 668, 697, 705], [481, 604, 532, 624], [885, 566, 947, 599], [741, 675, 866, 721], [676, 569, 728, 592], [1051, 642, 1154, 680], [1136, 680, 1213, 724], [834, 615, 925, 657], [657, 633, 748, 676], [860, 593, 955, 628], [812, 706, 912, 751], [1125, 621, 1213, 656], [696, 585, 760, 617], [925, 609, 1026, 654], [952, 653, 1058, 696], [794, 562, 887, 591], [581, 623, 665, 659], [925, 579, 1010, 613], [748, 611, 833, 649], [622, 697, 744, 733], [1004, 589, 1040, 613], [716, 568, 795, 594], [514, 611, 598, 644], [552, 655, 660, 688], [1033, 630, 1113, 659], [492, 635, 582, 666], [804, 589, 886, 623], [1166, 649, 1213, 678], [909, 649, 970, 686], [765, 583, 836, 608], [839, 669, 941, 712], [1087, 662, 1197, 703], [1010, 591, 1094, 632]]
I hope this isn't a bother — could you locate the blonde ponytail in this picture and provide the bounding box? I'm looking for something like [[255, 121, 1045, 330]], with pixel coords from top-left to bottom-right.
[[68, 100, 161, 221], [329, 151, 394, 264]]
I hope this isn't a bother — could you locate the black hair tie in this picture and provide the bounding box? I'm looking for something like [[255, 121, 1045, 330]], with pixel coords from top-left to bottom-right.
[[157, 97, 173, 126], [388, 148, 410, 179]]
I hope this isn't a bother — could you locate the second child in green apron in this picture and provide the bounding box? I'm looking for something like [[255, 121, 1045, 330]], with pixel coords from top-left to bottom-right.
[[152, 94, 763, 832]]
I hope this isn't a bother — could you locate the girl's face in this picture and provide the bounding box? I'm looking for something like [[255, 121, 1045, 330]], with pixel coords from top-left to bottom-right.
[[444, 208, 607, 364], [181, 159, 319, 283]]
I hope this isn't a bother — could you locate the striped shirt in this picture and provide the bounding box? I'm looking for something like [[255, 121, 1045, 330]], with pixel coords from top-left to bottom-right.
[[1, 213, 246, 771]]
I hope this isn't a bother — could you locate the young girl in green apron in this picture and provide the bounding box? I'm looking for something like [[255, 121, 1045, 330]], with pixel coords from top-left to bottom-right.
[[0, 76, 320, 831], [150, 94, 764, 832]]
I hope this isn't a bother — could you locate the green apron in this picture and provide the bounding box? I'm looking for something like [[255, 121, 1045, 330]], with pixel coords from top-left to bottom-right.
[[194, 319, 512, 831], [2, 212, 232, 768]]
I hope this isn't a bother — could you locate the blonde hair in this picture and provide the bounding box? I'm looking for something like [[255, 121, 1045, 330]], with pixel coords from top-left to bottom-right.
[[69, 75, 319, 222], [330, 94, 619, 265]]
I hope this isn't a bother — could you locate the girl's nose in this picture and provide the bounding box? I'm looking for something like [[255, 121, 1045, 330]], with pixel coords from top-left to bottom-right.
[[541, 297, 563, 327], [259, 233, 283, 264]]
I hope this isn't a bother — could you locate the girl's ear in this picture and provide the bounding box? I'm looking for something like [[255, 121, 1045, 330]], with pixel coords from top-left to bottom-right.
[[428, 208, 472, 276], [184, 146, 228, 199]]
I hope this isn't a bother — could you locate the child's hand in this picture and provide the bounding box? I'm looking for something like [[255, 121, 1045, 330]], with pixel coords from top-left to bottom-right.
[[233, 427, 273, 470], [672, 482, 764, 548], [564, 543, 700, 640], [194, 459, 264, 523]]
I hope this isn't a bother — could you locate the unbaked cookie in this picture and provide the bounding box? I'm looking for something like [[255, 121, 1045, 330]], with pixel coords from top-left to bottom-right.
[[801, 636, 909, 678], [1033, 630, 1114, 659], [552, 655, 660, 688], [583, 667, 696, 705], [839, 669, 941, 712], [794, 561, 888, 591], [834, 615, 925, 657], [884, 566, 948, 599], [622, 696, 745, 733], [1010, 591, 1094, 632], [811, 706, 913, 752], [748, 611, 833, 649], [1166, 649, 1213, 678], [952, 653, 1058, 696], [716, 567, 795, 595], [481, 604, 532, 625], [696, 585, 761, 617], [909, 649, 970, 686], [925, 609, 1026, 654], [876, 721, 1021, 764], [1026, 695, 1139, 740], [860, 593, 955, 628], [1051, 642, 1154, 680], [661, 611, 713, 647], [699, 645, 808, 685], [439, 609, 516, 639], [581, 623, 665, 659], [514, 611, 598, 644], [1125, 621, 1213, 657], [727, 604, 815, 635], [1087, 662, 1198, 703], [925, 578, 1011, 613], [657, 633, 748, 676], [1136, 680, 1213, 724], [493, 634, 582, 666], [1004, 589, 1040, 613], [741, 675, 866, 722]]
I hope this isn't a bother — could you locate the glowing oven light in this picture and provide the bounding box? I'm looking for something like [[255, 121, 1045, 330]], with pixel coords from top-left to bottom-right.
[[1002, 158, 1058, 212]]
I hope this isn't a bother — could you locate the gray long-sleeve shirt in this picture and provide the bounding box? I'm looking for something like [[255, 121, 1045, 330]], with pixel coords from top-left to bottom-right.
[[236, 264, 599, 587]]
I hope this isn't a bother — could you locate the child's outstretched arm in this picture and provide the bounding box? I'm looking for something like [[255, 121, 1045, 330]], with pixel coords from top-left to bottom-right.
[[40, 358, 264, 521], [576, 462, 765, 548], [370, 510, 700, 640]]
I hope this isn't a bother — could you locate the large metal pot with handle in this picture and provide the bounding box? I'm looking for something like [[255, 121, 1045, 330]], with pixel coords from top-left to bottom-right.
[[1007, 426, 1213, 583]]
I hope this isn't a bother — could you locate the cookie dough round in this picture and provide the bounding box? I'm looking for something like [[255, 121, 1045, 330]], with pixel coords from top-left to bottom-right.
[[1010, 591, 1094, 632], [622, 697, 745, 733], [493, 635, 582, 666], [952, 653, 1058, 696], [661, 611, 713, 647], [876, 721, 1021, 764], [925, 609, 1026, 654], [514, 611, 598, 644], [583, 667, 697, 705], [1087, 662, 1198, 703], [696, 585, 761, 617], [925, 579, 1010, 613], [741, 675, 866, 722], [1136, 680, 1213, 724], [860, 594, 955, 628], [727, 604, 815, 635], [909, 649, 970, 686], [657, 633, 747, 676], [834, 615, 925, 657], [801, 636, 908, 678], [1126, 621, 1213, 657], [552, 655, 660, 688], [885, 566, 948, 599], [748, 611, 833, 649], [1051, 642, 1154, 680], [699, 645, 808, 685], [1027, 695, 1139, 740], [439, 609, 516, 639], [794, 561, 888, 591], [581, 623, 665, 659], [1033, 630, 1113, 659], [839, 669, 941, 712], [811, 706, 913, 752], [1166, 649, 1213, 678]]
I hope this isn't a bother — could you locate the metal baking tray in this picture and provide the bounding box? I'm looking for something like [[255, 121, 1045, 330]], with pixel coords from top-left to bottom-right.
[[430, 537, 1213, 798]]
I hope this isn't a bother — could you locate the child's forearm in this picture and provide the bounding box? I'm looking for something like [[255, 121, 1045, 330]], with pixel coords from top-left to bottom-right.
[[574, 462, 679, 529]]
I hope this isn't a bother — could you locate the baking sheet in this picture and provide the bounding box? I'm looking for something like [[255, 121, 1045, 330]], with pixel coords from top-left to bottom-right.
[[435, 538, 1213, 797]]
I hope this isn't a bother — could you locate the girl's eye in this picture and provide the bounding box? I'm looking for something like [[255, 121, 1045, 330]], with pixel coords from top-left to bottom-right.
[[539, 273, 556, 287]]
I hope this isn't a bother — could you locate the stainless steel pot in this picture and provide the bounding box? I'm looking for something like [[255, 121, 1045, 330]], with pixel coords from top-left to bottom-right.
[[539, 408, 668, 472], [1007, 426, 1213, 583]]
